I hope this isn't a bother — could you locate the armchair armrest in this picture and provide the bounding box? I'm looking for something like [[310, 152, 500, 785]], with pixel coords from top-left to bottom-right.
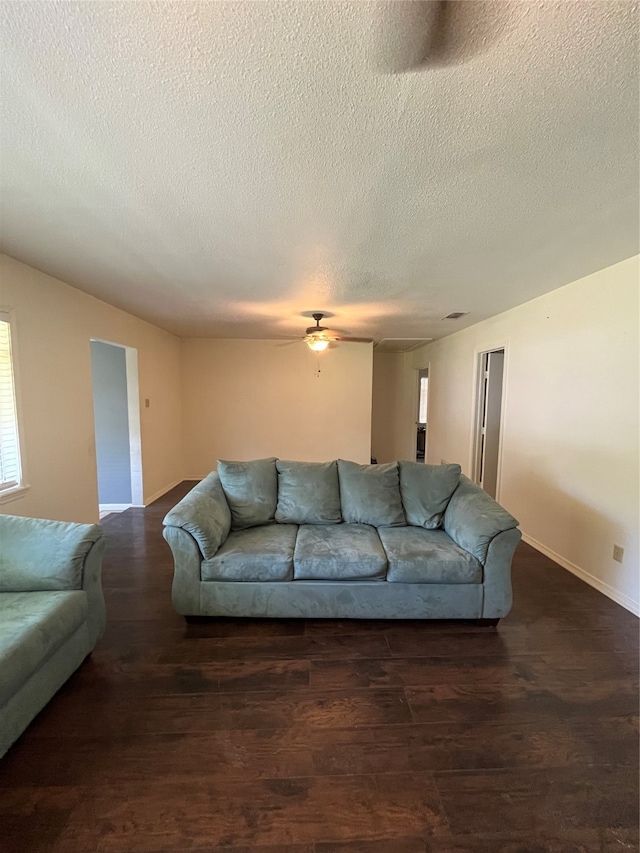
[[443, 475, 519, 564], [0, 514, 107, 645], [0, 514, 104, 592], [162, 472, 231, 560]]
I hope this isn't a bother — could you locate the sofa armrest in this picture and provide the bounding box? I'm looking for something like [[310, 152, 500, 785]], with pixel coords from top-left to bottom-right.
[[163, 526, 202, 615], [0, 514, 104, 592], [443, 475, 519, 564], [480, 527, 521, 618], [162, 472, 231, 561]]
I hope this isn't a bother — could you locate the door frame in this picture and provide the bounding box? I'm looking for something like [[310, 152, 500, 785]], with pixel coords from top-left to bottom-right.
[[469, 342, 509, 501], [90, 338, 144, 509], [413, 359, 431, 463]]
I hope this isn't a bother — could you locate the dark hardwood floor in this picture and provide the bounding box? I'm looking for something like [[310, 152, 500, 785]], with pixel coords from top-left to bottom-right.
[[1, 482, 638, 852]]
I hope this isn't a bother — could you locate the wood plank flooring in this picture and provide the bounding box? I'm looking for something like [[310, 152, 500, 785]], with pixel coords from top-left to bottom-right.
[[1, 482, 638, 852]]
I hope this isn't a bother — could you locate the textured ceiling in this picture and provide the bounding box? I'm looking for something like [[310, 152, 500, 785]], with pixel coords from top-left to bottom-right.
[[1, 1, 638, 341]]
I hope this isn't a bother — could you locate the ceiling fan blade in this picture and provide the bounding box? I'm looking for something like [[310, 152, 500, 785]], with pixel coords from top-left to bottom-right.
[[300, 313, 372, 346], [377, 0, 445, 73], [379, 1, 517, 73]]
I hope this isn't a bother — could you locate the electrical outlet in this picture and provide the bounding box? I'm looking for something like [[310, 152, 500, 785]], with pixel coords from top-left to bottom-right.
[[613, 544, 624, 563]]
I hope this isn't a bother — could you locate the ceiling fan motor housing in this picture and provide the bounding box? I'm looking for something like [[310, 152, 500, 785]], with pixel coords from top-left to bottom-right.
[[306, 313, 328, 335]]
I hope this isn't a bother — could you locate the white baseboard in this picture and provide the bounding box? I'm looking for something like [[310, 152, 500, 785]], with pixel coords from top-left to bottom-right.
[[143, 479, 185, 506], [99, 503, 133, 512], [521, 532, 640, 617]]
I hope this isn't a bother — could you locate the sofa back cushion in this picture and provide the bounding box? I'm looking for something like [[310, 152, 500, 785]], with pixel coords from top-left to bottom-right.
[[275, 460, 342, 525], [217, 458, 278, 531], [399, 461, 461, 529], [337, 460, 406, 527]]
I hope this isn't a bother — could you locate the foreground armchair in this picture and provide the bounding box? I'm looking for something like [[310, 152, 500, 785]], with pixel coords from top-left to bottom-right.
[[0, 514, 106, 758]]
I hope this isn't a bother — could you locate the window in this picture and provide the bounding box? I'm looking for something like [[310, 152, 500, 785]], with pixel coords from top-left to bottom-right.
[[0, 310, 24, 497]]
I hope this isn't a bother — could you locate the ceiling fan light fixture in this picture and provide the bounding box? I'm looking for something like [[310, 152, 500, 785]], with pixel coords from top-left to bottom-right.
[[306, 337, 329, 352]]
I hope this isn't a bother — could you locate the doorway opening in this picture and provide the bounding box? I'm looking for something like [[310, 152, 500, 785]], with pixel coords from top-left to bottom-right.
[[416, 367, 429, 462], [90, 340, 143, 513], [473, 348, 505, 499]]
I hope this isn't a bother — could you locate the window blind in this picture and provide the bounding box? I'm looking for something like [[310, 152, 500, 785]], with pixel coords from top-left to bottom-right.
[[0, 315, 22, 492]]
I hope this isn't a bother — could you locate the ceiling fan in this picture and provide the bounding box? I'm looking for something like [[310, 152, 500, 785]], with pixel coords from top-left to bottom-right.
[[378, 0, 512, 72], [303, 313, 373, 352]]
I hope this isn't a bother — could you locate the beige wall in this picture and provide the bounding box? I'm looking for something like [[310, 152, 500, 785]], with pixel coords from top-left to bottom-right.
[[371, 351, 417, 463], [0, 254, 183, 523], [182, 339, 372, 475], [408, 255, 640, 614], [4, 250, 637, 615]]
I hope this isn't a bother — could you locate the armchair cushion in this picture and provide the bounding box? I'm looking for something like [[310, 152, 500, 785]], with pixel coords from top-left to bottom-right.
[[0, 591, 88, 706], [217, 458, 278, 531], [399, 462, 461, 529], [275, 460, 341, 525], [337, 460, 406, 528]]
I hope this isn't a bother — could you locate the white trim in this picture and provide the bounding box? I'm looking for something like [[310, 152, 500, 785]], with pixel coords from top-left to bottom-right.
[[494, 345, 509, 504], [522, 532, 640, 617], [125, 347, 144, 506], [99, 502, 133, 512], [469, 341, 509, 502], [144, 479, 184, 506], [414, 363, 430, 463], [0, 483, 31, 504], [469, 356, 480, 480], [0, 305, 28, 495], [90, 337, 144, 508]]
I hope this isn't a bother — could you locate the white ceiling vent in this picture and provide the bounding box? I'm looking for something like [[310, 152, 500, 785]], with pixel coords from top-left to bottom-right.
[[441, 312, 469, 320], [374, 338, 432, 353]]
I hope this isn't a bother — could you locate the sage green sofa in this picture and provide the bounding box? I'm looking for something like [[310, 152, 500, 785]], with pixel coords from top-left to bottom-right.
[[0, 514, 106, 758], [163, 459, 521, 623]]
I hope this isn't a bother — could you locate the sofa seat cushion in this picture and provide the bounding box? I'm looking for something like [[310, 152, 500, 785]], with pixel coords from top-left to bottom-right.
[[201, 524, 298, 582], [0, 590, 88, 707], [276, 460, 341, 525], [294, 524, 387, 581], [378, 527, 482, 584]]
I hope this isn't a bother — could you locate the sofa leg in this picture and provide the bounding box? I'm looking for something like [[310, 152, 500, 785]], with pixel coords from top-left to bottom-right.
[[476, 618, 500, 627], [184, 615, 210, 624]]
